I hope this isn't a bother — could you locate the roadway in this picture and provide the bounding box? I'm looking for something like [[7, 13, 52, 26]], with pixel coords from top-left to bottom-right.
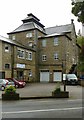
[[2, 98, 83, 118]]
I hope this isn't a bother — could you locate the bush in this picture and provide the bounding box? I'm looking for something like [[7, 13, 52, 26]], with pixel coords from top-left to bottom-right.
[[5, 86, 16, 94], [53, 82, 61, 93]]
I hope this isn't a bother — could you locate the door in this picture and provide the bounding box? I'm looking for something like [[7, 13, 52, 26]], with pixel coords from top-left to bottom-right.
[[17, 71, 24, 79], [53, 72, 62, 82], [40, 71, 49, 82]]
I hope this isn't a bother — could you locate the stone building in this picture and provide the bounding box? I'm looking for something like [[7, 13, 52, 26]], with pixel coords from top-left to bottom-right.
[[0, 13, 80, 82], [0, 35, 36, 82]]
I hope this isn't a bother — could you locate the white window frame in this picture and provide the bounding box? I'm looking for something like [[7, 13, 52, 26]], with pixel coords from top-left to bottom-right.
[[54, 37, 58, 46], [42, 39, 46, 47], [42, 55, 47, 61], [26, 51, 32, 60], [17, 48, 25, 59], [54, 53, 59, 60]]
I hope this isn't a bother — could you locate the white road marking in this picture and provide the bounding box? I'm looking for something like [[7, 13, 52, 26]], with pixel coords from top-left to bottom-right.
[[2, 107, 83, 114]]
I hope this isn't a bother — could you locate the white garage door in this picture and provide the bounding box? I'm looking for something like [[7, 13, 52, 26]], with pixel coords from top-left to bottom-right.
[[54, 72, 62, 82], [40, 72, 49, 82]]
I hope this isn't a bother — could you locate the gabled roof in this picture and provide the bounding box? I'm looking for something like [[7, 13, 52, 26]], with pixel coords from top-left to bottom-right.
[[45, 24, 73, 35], [0, 35, 22, 47], [0, 35, 36, 51]]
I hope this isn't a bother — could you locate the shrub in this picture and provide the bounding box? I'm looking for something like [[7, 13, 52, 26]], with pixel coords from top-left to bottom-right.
[[53, 82, 61, 93], [5, 86, 16, 94]]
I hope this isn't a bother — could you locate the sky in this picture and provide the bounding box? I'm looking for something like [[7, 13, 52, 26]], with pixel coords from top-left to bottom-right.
[[0, 0, 82, 37]]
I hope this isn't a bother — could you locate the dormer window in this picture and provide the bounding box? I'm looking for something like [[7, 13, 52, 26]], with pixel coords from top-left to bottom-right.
[[26, 33, 32, 38]]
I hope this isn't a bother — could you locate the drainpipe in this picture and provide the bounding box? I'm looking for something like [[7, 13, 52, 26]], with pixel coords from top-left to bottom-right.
[[11, 45, 14, 78]]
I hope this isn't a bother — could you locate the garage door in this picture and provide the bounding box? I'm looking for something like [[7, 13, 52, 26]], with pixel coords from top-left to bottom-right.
[[40, 72, 49, 82], [53, 72, 62, 82]]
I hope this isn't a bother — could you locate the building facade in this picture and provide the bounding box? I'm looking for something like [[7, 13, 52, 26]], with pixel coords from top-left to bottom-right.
[[0, 13, 80, 82], [0, 35, 36, 82]]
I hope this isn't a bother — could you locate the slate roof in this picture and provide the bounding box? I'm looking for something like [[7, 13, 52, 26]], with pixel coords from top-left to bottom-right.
[[45, 24, 73, 35], [0, 35, 22, 46], [10, 22, 45, 34], [8, 13, 46, 34], [0, 35, 36, 51]]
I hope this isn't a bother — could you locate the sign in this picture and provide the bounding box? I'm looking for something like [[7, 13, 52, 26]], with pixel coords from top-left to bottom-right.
[[16, 64, 25, 68]]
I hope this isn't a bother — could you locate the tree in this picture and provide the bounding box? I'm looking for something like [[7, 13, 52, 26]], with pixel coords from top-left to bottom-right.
[[71, 1, 84, 23], [77, 36, 84, 75]]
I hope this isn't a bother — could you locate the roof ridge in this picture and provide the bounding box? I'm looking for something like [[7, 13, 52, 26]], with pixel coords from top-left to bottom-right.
[[45, 23, 72, 29]]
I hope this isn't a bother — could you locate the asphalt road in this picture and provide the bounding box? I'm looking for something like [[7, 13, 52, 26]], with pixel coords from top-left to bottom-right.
[[2, 98, 83, 119]]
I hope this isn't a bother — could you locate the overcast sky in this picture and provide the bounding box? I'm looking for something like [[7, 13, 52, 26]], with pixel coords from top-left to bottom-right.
[[0, 0, 82, 37]]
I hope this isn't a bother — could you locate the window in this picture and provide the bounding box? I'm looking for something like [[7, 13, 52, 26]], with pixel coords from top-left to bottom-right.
[[54, 53, 58, 60], [5, 64, 10, 69], [26, 33, 32, 38], [26, 51, 32, 60], [54, 37, 58, 46], [28, 42, 33, 47], [5, 44, 10, 52], [42, 39, 46, 47], [28, 52, 32, 60], [17, 49, 25, 59], [42, 55, 46, 61], [29, 70, 32, 76], [12, 35, 16, 40]]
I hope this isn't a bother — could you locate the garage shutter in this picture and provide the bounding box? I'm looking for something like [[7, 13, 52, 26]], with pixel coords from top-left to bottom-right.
[[40, 72, 49, 82], [54, 72, 62, 82]]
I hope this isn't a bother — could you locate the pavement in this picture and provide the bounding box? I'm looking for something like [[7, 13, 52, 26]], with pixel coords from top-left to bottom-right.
[[0, 83, 83, 100]]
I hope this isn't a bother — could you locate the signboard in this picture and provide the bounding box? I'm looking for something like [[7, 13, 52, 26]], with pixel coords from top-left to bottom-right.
[[16, 64, 25, 68]]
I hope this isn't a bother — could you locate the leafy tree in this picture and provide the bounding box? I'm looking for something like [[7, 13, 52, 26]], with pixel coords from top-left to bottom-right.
[[71, 1, 84, 23], [77, 36, 84, 74]]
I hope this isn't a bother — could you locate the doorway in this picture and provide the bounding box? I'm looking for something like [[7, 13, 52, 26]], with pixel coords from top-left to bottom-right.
[[17, 71, 24, 80]]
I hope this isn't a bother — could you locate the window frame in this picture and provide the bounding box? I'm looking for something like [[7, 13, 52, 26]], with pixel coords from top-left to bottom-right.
[[42, 55, 47, 61], [54, 37, 58, 46], [54, 53, 59, 60], [26, 51, 32, 60], [5, 63, 11, 69], [42, 39, 46, 47], [5, 44, 10, 52], [26, 33, 32, 38], [17, 48, 25, 59], [12, 35, 16, 40]]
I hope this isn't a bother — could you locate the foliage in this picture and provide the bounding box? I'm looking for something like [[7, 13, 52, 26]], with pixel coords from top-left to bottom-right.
[[77, 36, 84, 73], [77, 36, 84, 46], [5, 86, 16, 94], [71, 1, 84, 23], [53, 82, 61, 93]]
